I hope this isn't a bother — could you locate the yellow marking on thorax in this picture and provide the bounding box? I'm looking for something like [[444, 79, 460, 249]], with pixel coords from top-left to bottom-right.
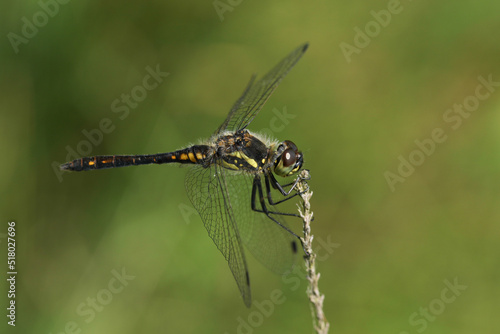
[[196, 152, 203, 160], [232, 151, 257, 168], [219, 160, 239, 170]]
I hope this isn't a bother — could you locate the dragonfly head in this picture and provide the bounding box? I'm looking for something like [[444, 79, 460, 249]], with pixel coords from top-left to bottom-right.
[[273, 140, 303, 177]]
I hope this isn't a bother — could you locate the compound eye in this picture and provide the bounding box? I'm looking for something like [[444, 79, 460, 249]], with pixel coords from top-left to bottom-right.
[[281, 149, 296, 167]]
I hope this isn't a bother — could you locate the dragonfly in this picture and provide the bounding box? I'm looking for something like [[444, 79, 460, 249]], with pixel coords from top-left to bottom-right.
[[61, 43, 309, 307]]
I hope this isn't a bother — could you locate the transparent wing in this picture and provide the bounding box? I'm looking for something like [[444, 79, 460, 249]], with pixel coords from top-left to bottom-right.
[[185, 163, 251, 307], [225, 171, 297, 276], [216, 43, 309, 134]]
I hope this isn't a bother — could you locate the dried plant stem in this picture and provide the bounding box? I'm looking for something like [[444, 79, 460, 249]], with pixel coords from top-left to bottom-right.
[[297, 170, 329, 334]]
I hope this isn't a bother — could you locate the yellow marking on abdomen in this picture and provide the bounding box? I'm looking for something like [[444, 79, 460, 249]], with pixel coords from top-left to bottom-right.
[[171, 155, 176, 160], [88, 161, 95, 166], [180, 153, 188, 160], [188, 152, 196, 162], [196, 152, 203, 160]]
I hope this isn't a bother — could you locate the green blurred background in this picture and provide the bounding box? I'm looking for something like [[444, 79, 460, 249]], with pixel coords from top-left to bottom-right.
[[1, 0, 500, 333]]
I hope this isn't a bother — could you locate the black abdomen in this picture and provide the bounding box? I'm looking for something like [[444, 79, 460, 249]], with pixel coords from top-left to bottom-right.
[[60, 145, 211, 172]]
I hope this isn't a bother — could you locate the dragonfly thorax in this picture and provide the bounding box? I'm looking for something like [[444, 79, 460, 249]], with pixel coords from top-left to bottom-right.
[[214, 130, 270, 173]]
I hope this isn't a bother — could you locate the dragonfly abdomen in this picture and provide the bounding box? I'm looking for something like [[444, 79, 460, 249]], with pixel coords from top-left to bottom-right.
[[60, 145, 212, 172]]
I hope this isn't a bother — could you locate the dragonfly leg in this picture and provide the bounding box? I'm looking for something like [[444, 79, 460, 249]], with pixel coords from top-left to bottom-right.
[[265, 174, 301, 205], [251, 176, 306, 253], [265, 171, 311, 206]]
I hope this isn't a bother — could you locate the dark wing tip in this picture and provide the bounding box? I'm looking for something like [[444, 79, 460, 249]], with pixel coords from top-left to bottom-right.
[[243, 270, 251, 308]]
